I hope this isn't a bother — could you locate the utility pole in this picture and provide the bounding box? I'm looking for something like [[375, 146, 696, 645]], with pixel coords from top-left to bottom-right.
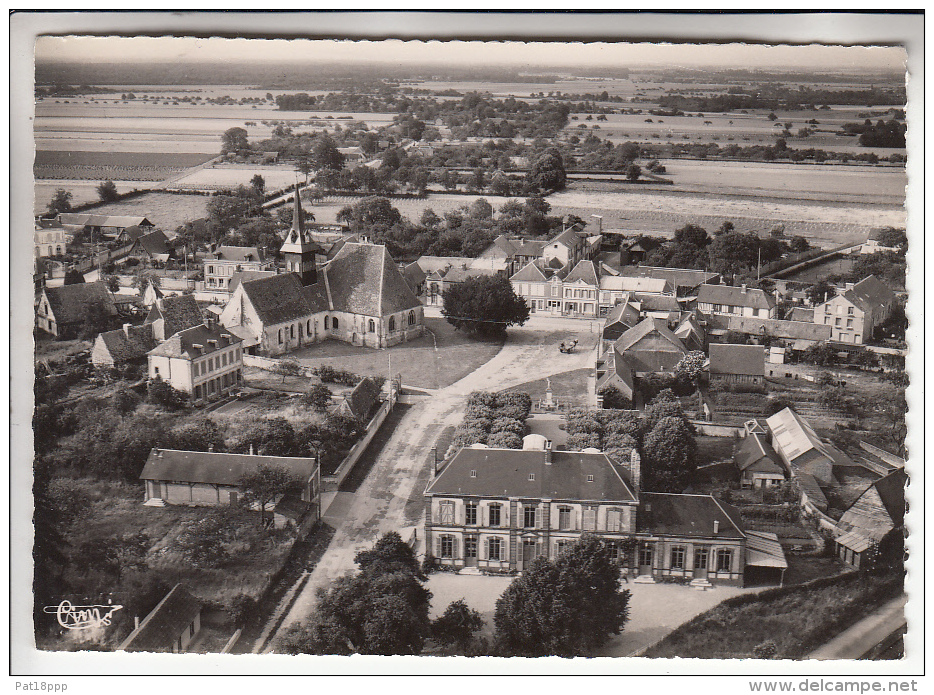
[[757, 246, 761, 281]]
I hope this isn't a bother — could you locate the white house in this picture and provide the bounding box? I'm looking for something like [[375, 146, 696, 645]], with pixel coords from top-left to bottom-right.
[[812, 275, 897, 344], [696, 284, 776, 319], [147, 323, 243, 404]]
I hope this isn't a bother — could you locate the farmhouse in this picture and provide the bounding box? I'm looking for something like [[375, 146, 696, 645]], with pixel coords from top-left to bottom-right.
[[36, 281, 118, 338], [92, 323, 158, 369], [708, 343, 765, 386], [733, 432, 787, 489], [147, 323, 243, 404], [812, 275, 897, 344], [696, 284, 776, 319], [706, 314, 831, 348], [58, 213, 155, 240], [139, 448, 321, 518], [128, 230, 174, 264], [601, 299, 641, 342], [117, 584, 202, 653], [424, 435, 778, 585], [146, 294, 206, 341], [595, 317, 689, 404]]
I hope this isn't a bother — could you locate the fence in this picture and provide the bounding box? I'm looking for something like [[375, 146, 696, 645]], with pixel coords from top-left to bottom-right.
[[321, 385, 398, 492], [70, 243, 135, 274]]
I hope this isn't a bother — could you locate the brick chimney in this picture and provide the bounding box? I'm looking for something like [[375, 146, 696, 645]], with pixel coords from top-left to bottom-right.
[[713, 520, 720, 534], [629, 449, 641, 492], [544, 439, 553, 464], [123, 323, 132, 336]]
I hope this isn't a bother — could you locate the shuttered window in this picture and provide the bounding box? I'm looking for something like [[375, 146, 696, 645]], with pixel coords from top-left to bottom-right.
[[558, 506, 572, 531], [486, 536, 503, 561], [488, 504, 502, 527], [465, 501, 478, 525], [607, 509, 621, 532], [583, 507, 596, 531], [523, 504, 537, 528], [439, 501, 454, 525]]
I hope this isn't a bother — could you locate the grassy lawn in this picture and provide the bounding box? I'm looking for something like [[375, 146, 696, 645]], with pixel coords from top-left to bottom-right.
[[696, 435, 736, 465], [289, 317, 504, 390], [782, 555, 850, 586], [642, 571, 904, 659], [507, 368, 593, 410]]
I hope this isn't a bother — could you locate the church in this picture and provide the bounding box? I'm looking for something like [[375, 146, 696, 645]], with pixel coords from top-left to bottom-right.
[[219, 186, 425, 356]]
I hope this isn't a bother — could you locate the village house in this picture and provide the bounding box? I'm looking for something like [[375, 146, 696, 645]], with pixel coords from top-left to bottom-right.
[[419, 256, 509, 307], [619, 236, 661, 265], [812, 275, 897, 344], [34, 219, 71, 258], [147, 322, 243, 404], [834, 468, 906, 569], [138, 272, 201, 306], [618, 266, 721, 295], [424, 435, 784, 585], [708, 343, 766, 386], [706, 313, 832, 350], [600, 298, 641, 343], [139, 448, 321, 524], [860, 228, 904, 255], [203, 245, 275, 296], [599, 275, 673, 314], [733, 432, 788, 489], [128, 229, 174, 265], [510, 260, 568, 315], [36, 281, 118, 338], [117, 584, 203, 653], [339, 377, 383, 423], [696, 284, 777, 319], [595, 317, 689, 405], [559, 260, 601, 318]]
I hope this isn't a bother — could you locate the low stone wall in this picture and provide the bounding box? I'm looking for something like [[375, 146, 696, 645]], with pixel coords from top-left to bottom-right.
[[691, 421, 745, 438], [321, 387, 397, 492]]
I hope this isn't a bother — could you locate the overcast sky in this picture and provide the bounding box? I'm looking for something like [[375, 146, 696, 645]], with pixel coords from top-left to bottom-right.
[[35, 36, 905, 71]]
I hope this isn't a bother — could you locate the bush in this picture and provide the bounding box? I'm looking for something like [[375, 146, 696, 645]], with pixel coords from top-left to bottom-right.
[[567, 432, 602, 450], [302, 383, 333, 411], [227, 593, 257, 629], [146, 378, 187, 410], [487, 431, 523, 449], [494, 391, 532, 420], [313, 365, 362, 385], [599, 385, 632, 410]]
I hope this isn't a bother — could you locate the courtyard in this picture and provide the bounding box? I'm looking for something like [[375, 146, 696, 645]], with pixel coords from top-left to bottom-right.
[[425, 572, 754, 656]]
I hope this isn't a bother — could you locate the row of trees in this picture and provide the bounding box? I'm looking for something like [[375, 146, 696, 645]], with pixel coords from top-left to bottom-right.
[[278, 531, 630, 657], [449, 391, 534, 450]]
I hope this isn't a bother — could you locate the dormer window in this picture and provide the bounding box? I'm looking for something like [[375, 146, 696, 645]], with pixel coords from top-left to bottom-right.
[[528, 473, 535, 481], [587, 474, 595, 483], [470, 470, 477, 478]]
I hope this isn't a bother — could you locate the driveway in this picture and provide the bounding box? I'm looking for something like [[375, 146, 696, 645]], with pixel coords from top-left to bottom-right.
[[271, 318, 598, 647]]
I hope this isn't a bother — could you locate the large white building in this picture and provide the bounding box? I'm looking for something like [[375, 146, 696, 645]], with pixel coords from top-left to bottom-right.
[[147, 323, 244, 404]]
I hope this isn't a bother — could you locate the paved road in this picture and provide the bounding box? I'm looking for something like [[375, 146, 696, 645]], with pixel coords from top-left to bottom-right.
[[271, 318, 597, 647], [807, 594, 907, 660]]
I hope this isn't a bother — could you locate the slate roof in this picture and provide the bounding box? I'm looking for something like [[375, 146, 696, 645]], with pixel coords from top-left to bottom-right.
[[841, 467, 907, 530], [43, 281, 117, 326], [402, 262, 427, 290], [709, 343, 765, 377], [146, 294, 204, 340], [242, 272, 316, 326], [135, 230, 171, 256], [140, 448, 318, 486], [796, 472, 829, 510], [842, 275, 897, 312], [625, 236, 662, 253], [636, 493, 745, 538], [96, 323, 157, 363], [697, 283, 776, 310], [210, 245, 264, 262], [510, 262, 548, 282], [602, 301, 640, 340], [324, 243, 421, 316], [514, 240, 548, 257], [633, 293, 682, 313], [550, 227, 583, 248], [620, 265, 719, 289], [118, 584, 202, 653], [486, 234, 519, 257], [341, 377, 382, 423], [613, 317, 687, 372], [789, 307, 814, 322], [706, 314, 832, 342], [734, 433, 785, 473], [425, 447, 636, 503], [228, 270, 279, 294], [563, 260, 599, 285], [601, 275, 672, 295], [147, 324, 241, 360], [117, 225, 148, 243]]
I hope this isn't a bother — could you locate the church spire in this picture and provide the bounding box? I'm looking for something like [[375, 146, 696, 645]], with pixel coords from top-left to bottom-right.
[[290, 183, 304, 238], [279, 184, 319, 286]]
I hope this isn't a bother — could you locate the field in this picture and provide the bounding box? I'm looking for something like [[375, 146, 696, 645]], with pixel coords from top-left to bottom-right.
[[168, 163, 302, 191], [53, 191, 211, 230]]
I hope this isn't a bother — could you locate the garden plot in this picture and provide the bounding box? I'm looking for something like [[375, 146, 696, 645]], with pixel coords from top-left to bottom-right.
[[68, 192, 210, 229]]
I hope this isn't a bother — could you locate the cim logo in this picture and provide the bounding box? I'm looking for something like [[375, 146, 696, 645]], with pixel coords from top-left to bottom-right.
[[43, 601, 123, 631]]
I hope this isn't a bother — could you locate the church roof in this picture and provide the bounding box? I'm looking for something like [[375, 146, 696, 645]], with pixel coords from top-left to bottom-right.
[[324, 243, 421, 316]]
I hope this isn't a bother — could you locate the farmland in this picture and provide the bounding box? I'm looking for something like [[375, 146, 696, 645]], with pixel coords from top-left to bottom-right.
[[56, 191, 211, 230], [34, 180, 151, 215], [168, 163, 302, 191]]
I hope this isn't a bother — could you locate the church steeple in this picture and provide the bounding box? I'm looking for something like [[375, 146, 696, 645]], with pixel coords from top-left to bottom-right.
[[280, 184, 318, 286]]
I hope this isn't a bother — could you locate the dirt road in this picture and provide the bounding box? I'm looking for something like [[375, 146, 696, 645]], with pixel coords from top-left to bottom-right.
[[271, 317, 598, 647]]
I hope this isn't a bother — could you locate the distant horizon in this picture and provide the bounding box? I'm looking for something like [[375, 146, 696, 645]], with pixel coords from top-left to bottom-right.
[[35, 37, 906, 73]]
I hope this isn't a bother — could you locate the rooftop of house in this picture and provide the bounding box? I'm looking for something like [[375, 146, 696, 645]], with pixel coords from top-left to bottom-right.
[[146, 294, 204, 339], [118, 584, 202, 653], [696, 283, 776, 311], [766, 407, 854, 469], [632, 293, 682, 313], [600, 275, 672, 295], [340, 377, 382, 423], [140, 448, 318, 487], [603, 300, 640, 334], [789, 307, 815, 323], [636, 493, 745, 539], [96, 323, 157, 362], [209, 245, 266, 263], [134, 230, 172, 256], [795, 472, 829, 509], [42, 281, 118, 325], [709, 343, 765, 377], [563, 260, 599, 286], [549, 227, 584, 249], [706, 314, 833, 342], [147, 323, 242, 360], [614, 316, 687, 357], [733, 433, 785, 473], [425, 446, 636, 503], [839, 275, 898, 312], [839, 467, 907, 534], [620, 265, 720, 289], [59, 213, 154, 228]]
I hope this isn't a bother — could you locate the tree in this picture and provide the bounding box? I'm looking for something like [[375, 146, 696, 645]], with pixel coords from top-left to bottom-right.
[[101, 274, 120, 293], [221, 127, 249, 155], [802, 342, 837, 367], [207, 190, 261, 232], [490, 171, 512, 197], [274, 359, 303, 383], [337, 196, 403, 232], [641, 416, 697, 493], [170, 418, 225, 452], [303, 383, 333, 411], [599, 386, 632, 410], [806, 280, 835, 306], [279, 532, 432, 655], [641, 395, 690, 434], [788, 235, 811, 253], [432, 600, 484, 654], [675, 350, 707, 382], [110, 386, 141, 415], [468, 197, 493, 220], [526, 148, 566, 193], [238, 464, 301, 527], [146, 377, 188, 410], [234, 417, 299, 457], [310, 134, 345, 172], [493, 536, 630, 657], [79, 300, 115, 340], [250, 174, 265, 196], [442, 274, 530, 337], [626, 163, 642, 182], [354, 531, 425, 580], [674, 224, 711, 249], [96, 179, 119, 202], [46, 188, 73, 216], [63, 269, 85, 285]]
